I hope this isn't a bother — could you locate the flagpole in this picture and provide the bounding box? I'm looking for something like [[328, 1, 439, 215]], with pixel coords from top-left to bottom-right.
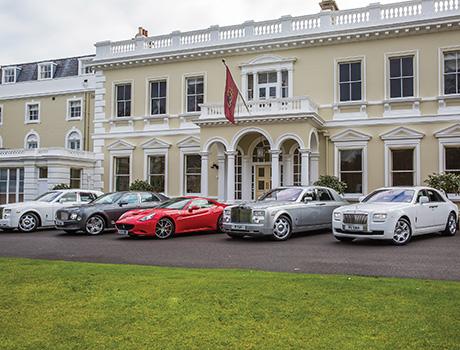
[[222, 59, 251, 115]]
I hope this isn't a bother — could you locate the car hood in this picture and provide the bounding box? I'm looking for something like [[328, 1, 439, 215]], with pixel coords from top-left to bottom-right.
[[0, 201, 52, 210], [117, 208, 174, 222], [230, 201, 298, 210], [337, 202, 411, 213]]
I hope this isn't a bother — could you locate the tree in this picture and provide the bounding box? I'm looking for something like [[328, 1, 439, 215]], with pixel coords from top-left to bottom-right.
[[425, 173, 460, 197], [53, 183, 70, 190], [313, 175, 347, 195], [129, 180, 155, 192]]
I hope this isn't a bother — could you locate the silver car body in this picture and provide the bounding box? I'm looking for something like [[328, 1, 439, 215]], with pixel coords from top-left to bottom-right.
[[223, 186, 348, 237]]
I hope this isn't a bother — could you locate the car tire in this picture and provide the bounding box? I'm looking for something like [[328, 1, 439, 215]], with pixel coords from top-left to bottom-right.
[[18, 212, 39, 233], [392, 218, 412, 245], [443, 213, 457, 236], [155, 218, 175, 239], [334, 236, 355, 243], [272, 215, 292, 241], [84, 215, 105, 236], [216, 215, 223, 233]]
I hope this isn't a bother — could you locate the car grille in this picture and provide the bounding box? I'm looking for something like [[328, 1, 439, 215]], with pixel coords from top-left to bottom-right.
[[116, 224, 134, 231], [343, 213, 368, 225], [231, 207, 252, 224], [0, 207, 3, 219], [58, 212, 69, 221]]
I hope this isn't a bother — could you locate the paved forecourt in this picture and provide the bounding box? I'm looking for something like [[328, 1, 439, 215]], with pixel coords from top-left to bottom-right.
[[0, 229, 459, 281]]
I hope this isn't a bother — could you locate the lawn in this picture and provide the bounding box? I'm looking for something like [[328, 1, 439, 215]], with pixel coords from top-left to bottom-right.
[[0, 258, 459, 350]]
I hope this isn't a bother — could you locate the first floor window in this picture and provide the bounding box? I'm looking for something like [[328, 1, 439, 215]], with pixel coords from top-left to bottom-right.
[[339, 149, 363, 194], [68, 100, 82, 119], [444, 51, 460, 95], [26, 103, 39, 122], [184, 154, 201, 194], [114, 157, 130, 191], [70, 168, 82, 189], [186, 76, 204, 112], [281, 70, 289, 98], [0, 168, 24, 204], [247, 74, 254, 100], [445, 146, 460, 174], [293, 148, 302, 186], [339, 61, 362, 102], [148, 155, 166, 193], [389, 56, 414, 98], [26, 134, 39, 149], [67, 131, 81, 150], [115, 84, 132, 117], [150, 80, 167, 115], [391, 148, 414, 186], [38, 167, 48, 179], [257, 71, 277, 100]]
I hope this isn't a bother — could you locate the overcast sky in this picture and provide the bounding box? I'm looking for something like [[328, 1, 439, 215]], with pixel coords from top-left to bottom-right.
[[1, 0, 402, 65]]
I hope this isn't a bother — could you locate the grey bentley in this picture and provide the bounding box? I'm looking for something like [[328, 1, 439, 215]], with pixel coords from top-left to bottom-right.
[[223, 187, 347, 241]]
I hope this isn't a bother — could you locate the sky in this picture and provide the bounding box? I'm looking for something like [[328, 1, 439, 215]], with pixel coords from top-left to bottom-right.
[[0, 0, 403, 65]]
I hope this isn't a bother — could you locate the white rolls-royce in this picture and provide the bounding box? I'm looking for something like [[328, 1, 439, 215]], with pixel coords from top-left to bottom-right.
[[0, 189, 103, 232], [333, 187, 458, 245]]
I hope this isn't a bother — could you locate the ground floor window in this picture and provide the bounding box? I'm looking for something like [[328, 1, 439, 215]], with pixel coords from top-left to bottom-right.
[[235, 150, 242, 200], [70, 168, 82, 189], [339, 149, 363, 194], [293, 148, 302, 186], [184, 154, 201, 194], [114, 157, 130, 191], [445, 146, 460, 174], [0, 168, 24, 204], [391, 148, 414, 186], [148, 155, 166, 193]]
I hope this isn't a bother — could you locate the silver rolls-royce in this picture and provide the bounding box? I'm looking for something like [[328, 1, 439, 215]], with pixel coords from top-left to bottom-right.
[[223, 187, 348, 241]]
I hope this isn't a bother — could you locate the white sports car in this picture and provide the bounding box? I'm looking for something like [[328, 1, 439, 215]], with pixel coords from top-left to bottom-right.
[[0, 189, 103, 232], [333, 187, 458, 245]]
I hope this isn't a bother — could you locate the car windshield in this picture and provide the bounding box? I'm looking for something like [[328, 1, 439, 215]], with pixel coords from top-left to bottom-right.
[[92, 192, 124, 205], [364, 189, 415, 203], [35, 191, 61, 202], [157, 198, 191, 210], [259, 188, 303, 202]]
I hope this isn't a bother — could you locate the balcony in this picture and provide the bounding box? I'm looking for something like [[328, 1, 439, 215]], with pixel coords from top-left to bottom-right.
[[0, 148, 96, 163], [94, 0, 459, 61]]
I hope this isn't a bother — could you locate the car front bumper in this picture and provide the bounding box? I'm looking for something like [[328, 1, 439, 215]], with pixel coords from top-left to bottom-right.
[[0, 218, 16, 229], [223, 222, 272, 237], [54, 219, 84, 231], [332, 220, 394, 240]]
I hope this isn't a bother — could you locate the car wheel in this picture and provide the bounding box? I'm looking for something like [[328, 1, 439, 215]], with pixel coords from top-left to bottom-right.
[[443, 213, 457, 236], [155, 218, 175, 239], [272, 216, 292, 241], [85, 215, 105, 235], [18, 213, 39, 232], [392, 218, 412, 245], [334, 236, 355, 243], [217, 215, 224, 233]]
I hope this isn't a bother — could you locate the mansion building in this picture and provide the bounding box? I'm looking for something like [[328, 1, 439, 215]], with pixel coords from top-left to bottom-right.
[[1, 0, 460, 204]]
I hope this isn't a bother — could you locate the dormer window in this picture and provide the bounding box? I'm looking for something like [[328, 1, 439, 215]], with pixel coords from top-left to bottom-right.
[[2, 67, 19, 84], [38, 63, 55, 80]]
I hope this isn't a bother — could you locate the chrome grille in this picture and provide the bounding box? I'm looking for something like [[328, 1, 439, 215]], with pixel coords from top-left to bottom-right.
[[343, 213, 368, 225], [231, 207, 252, 224], [58, 212, 69, 221]]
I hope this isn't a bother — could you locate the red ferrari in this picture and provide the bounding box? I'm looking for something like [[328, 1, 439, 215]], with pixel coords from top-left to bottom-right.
[[115, 197, 227, 239]]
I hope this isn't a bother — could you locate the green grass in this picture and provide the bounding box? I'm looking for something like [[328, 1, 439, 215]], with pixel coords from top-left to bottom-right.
[[0, 259, 459, 350]]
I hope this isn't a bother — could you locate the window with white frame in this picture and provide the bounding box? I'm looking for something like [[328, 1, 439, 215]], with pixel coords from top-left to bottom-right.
[[0, 168, 24, 204], [247, 74, 254, 100], [115, 84, 132, 117], [257, 72, 278, 100], [38, 63, 53, 80], [339, 149, 363, 194], [293, 147, 302, 186], [443, 51, 460, 95], [184, 154, 201, 194], [389, 56, 414, 98], [38, 167, 48, 179], [391, 148, 415, 186], [339, 62, 362, 102], [246, 70, 289, 100], [150, 80, 167, 115], [2, 68, 16, 84], [26, 133, 39, 149], [26, 103, 39, 123], [186, 76, 204, 113], [67, 131, 81, 150], [148, 155, 166, 193], [114, 157, 130, 191], [68, 99, 82, 119], [70, 168, 82, 189], [445, 146, 460, 174]]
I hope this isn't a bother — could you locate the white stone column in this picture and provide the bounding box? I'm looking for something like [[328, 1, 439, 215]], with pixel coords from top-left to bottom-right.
[[217, 155, 226, 202], [242, 155, 252, 201], [276, 70, 282, 98], [284, 154, 294, 186], [300, 149, 310, 186], [226, 151, 237, 203], [270, 150, 281, 189], [200, 152, 209, 197], [310, 152, 320, 185]]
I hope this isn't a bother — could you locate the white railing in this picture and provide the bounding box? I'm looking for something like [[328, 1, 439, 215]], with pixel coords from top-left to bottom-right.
[[0, 147, 96, 160], [199, 96, 318, 120], [94, 0, 460, 61]]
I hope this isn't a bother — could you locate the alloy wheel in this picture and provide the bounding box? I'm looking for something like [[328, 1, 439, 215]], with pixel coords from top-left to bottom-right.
[[19, 213, 38, 232], [155, 218, 174, 239], [445, 214, 457, 236], [85, 216, 104, 235], [273, 216, 291, 240], [392, 219, 411, 245]]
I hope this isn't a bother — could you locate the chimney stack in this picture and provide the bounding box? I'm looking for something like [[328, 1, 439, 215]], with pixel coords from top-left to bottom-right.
[[319, 0, 339, 11], [136, 27, 149, 38]]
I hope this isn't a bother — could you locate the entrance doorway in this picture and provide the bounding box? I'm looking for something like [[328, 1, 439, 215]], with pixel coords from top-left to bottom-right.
[[255, 165, 271, 199]]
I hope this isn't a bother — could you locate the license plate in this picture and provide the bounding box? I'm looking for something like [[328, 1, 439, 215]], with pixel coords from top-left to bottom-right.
[[344, 224, 365, 232], [232, 224, 247, 230], [55, 220, 64, 226], [118, 229, 129, 236]]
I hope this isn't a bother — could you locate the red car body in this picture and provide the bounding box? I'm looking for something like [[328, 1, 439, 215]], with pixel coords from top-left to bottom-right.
[[115, 196, 227, 238]]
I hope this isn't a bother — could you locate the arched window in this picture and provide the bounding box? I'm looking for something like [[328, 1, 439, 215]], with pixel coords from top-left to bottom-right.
[[293, 147, 302, 186], [67, 131, 82, 150], [25, 133, 39, 149], [252, 140, 271, 163]]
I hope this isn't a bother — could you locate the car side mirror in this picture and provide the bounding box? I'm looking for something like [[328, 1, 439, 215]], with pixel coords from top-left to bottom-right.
[[419, 196, 429, 205], [119, 201, 129, 207], [303, 196, 313, 203]]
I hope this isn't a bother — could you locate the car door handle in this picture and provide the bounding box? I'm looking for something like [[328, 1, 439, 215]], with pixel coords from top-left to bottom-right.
[[429, 205, 438, 209], [316, 203, 326, 206]]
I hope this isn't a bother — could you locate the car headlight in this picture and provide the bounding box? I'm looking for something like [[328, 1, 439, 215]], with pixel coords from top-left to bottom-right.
[[333, 212, 342, 221], [252, 210, 265, 224], [223, 209, 231, 222], [70, 212, 82, 221], [139, 213, 156, 222], [3, 209, 11, 219], [372, 213, 387, 222]]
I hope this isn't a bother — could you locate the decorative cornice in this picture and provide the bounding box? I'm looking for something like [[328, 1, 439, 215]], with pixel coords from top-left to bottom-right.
[[193, 114, 324, 128]]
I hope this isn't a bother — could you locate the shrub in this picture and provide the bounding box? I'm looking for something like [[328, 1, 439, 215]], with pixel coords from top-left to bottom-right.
[[53, 183, 70, 190], [425, 173, 460, 197], [129, 180, 155, 192], [313, 175, 347, 195]]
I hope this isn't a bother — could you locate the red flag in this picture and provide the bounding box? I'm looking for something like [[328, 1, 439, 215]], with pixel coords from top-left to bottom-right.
[[224, 65, 238, 124]]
